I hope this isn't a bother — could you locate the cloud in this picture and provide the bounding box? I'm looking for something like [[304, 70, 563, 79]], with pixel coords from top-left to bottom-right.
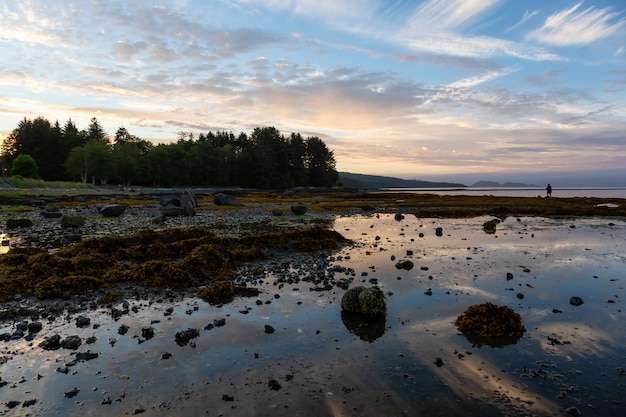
[[504, 9, 540, 33], [527, 2, 626, 46], [400, 33, 563, 61], [405, 0, 502, 32]]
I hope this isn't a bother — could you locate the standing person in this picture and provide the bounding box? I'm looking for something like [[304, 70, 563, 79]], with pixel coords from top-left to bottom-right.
[[546, 183, 552, 197]]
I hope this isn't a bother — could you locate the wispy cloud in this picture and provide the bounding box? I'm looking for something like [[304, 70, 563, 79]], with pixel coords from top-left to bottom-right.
[[504, 9, 540, 33], [527, 2, 626, 46], [405, 0, 502, 32], [400, 33, 563, 61]]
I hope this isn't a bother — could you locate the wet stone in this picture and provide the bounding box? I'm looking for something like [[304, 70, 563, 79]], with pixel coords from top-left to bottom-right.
[[569, 296, 584, 306], [61, 335, 82, 350]]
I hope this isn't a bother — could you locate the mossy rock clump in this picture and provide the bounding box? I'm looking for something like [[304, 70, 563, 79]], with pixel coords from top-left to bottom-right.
[[455, 302, 525, 347], [0, 225, 346, 302], [341, 286, 387, 317], [33, 275, 104, 299]]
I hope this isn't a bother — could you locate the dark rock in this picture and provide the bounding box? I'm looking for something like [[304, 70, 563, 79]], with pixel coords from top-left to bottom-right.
[[175, 328, 200, 346], [98, 204, 125, 217], [394, 260, 414, 270], [435, 357, 444, 367], [483, 219, 499, 234], [61, 215, 85, 228], [39, 334, 61, 350], [118, 325, 129, 335], [27, 322, 42, 333], [290, 204, 308, 215], [60, 335, 82, 350], [506, 272, 514, 280], [6, 219, 34, 229], [6, 401, 20, 409], [141, 327, 154, 340], [75, 316, 91, 328], [564, 406, 582, 416], [435, 227, 443, 236], [264, 325, 275, 334], [394, 212, 404, 221], [23, 399, 37, 407], [160, 195, 179, 207], [268, 379, 281, 390], [180, 189, 197, 216], [41, 208, 63, 219], [214, 193, 242, 206], [64, 388, 80, 398], [160, 204, 185, 217], [272, 208, 284, 216], [222, 394, 234, 401], [341, 286, 387, 317], [569, 296, 584, 306], [76, 350, 99, 361]]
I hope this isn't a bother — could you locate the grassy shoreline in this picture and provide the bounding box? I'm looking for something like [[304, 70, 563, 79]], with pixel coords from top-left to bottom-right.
[[2, 186, 626, 217]]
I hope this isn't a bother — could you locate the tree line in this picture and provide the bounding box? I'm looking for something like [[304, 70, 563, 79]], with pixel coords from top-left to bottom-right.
[[1, 116, 338, 188]]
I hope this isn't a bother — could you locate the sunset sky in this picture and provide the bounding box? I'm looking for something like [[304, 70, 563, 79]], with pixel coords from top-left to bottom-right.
[[1, 0, 625, 185]]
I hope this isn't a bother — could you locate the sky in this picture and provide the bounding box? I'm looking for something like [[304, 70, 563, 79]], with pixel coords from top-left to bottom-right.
[[1, 0, 625, 186]]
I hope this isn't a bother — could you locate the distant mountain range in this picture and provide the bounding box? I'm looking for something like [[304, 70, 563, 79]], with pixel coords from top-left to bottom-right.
[[337, 173, 540, 189], [338, 172, 466, 189], [470, 181, 537, 188]]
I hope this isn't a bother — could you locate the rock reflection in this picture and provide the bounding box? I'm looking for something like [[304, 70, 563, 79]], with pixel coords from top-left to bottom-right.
[[340, 311, 386, 342], [458, 331, 523, 348]]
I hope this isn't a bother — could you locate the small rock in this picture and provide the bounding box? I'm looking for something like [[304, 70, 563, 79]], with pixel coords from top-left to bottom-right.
[[569, 296, 584, 306], [64, 387, 80, 398], [264, 325, 275, 334], [564, 406, 582, 416]]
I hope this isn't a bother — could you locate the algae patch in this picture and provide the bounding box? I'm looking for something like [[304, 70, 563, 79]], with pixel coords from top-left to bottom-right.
[[0, 226, 348, 302]]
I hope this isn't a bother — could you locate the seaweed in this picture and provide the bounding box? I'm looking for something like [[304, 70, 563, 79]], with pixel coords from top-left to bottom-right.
[[455, 302, 525, 347]]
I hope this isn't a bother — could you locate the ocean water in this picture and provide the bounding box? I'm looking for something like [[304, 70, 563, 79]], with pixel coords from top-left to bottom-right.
[[380, 187, 626, 199], [1, 214, 625, 416]]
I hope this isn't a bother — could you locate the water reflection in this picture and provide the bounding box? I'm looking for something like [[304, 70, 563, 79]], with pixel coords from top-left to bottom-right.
[[1, 214, 625, 416], [340, 311, 386, 342]]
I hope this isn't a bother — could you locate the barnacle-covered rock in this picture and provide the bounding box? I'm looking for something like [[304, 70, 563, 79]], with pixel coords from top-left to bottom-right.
[[341, 286, 386, 317]]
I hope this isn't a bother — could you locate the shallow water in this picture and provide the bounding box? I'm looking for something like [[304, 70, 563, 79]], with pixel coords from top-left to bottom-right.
[[1, 214, 625, 416]]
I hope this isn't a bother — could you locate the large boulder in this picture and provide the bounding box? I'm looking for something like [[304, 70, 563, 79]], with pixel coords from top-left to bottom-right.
[[290, 204, 308, 215], [99, 204, 125, 218], [6, 219, 34, 229], [214, 193, 242, 206], [180, 189, 197, 216], [159, 189, 198, 217], [341, 286, 387, 317], [61, 215, 85, 229], [160, 205, 185, 217]]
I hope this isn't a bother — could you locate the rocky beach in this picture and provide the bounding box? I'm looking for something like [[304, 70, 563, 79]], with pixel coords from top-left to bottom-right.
[[1, 189, 625, 416]]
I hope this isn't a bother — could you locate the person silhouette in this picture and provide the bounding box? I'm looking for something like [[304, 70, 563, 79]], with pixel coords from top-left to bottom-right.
[[546, 183, 552, 197]]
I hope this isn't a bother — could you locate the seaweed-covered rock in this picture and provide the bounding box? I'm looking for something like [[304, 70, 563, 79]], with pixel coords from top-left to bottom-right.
[[483, 219, 499, 234], [341, 286, 386, 317], [455, 302, 525, 347]]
